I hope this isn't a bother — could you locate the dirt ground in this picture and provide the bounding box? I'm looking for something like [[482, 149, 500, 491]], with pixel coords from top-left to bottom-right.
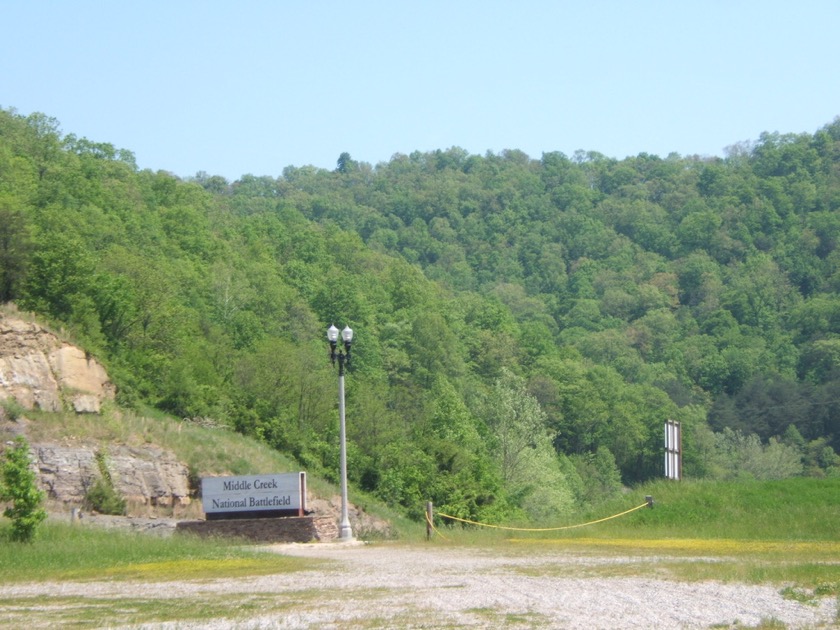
[[1, 539, 837, 629]]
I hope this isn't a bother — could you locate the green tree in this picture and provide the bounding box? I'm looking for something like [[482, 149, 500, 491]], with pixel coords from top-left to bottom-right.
[[482, 369, 548, 485], [0, 198, 31, 302], [711, 428, 804, 481], [1, 436, 47, 542], [336, 152, 357, 174], [409, 311, 465, 387], [479, 369, 577, 517], [414, 378, 506, 520], [569, 446, 623, 505], [19, 230, 96, 321], [721, 254, 799, 332]]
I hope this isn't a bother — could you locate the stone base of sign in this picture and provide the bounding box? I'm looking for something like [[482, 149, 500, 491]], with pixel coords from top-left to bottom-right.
[[175, 515, 338, 543]]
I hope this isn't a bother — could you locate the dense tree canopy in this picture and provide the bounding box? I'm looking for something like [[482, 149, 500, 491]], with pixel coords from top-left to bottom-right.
[[2, 107, 839, 522]]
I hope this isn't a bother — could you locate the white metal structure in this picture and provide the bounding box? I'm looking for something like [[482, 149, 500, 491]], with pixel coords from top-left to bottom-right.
[[665, 419, 682, 480]]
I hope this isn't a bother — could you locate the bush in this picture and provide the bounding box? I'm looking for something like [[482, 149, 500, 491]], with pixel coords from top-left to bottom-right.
[[1, 436, 47, 542], [83, 451, 126, 515], [84, 477, 127, 515]]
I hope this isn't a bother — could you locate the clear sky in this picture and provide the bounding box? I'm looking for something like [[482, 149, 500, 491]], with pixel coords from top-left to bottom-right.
[[3, 1, 839, 181]]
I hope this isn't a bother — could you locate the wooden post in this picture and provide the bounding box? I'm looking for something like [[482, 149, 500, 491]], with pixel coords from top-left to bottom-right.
[[426, 501, 433, 541]]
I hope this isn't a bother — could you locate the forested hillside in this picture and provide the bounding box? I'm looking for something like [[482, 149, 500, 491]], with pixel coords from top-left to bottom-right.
[[1, 107, 839, 522]]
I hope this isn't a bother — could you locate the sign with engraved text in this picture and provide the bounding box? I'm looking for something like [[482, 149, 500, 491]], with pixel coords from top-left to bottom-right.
[[201, 472, 306, 520]]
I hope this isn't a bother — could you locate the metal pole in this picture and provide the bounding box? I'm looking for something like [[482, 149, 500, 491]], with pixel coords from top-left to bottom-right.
[[337, 353, 353, 541]]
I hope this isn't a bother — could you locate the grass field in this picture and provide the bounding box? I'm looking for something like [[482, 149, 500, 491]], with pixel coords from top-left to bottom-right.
[[430, 477, 840, 541], [0, 521, 321, 583]]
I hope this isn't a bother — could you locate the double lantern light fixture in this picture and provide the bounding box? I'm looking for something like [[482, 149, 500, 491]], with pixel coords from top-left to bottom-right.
[[327, 325, 353, 374]]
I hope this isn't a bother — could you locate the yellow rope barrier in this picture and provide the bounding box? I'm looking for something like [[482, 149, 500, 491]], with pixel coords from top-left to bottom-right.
[[425, 509, 450, 541], [436, 501, 651, 533]]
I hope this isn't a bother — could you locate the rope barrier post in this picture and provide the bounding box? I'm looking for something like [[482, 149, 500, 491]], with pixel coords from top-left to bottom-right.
[[426, 501, 433, 541], [646, 495, 654, 508]]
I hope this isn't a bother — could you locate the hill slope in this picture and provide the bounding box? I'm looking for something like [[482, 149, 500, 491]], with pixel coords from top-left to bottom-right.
[[1, 107, 839, 525]]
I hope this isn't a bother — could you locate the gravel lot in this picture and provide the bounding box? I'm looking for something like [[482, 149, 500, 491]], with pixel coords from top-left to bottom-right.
[[263, 543, 838, 629], [2, 540, 837, 629]]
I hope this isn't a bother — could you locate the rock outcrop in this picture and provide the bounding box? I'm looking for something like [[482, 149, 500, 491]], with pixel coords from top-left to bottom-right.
[[0, 314, 115, 414], [0, 312, 188, 509], [35, 443, 192, 508]]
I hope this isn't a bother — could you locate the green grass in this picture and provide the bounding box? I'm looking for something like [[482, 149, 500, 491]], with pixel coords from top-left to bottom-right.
[[617, 478, 840, 541], [430, 480, 839, 546], [430, 478, 840, 556], [433, 477, 840, 542], [0, 521, 319, 583]]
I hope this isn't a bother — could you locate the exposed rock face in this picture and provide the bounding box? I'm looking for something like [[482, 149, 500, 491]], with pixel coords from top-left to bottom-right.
[[0, 315, 115, 413], [35, 443, 97, 503], [35, 443, 192, 508], [108, 445, 192, 507]]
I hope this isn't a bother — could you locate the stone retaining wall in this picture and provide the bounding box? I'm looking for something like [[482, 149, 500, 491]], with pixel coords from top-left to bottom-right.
[[176, 516, 339, 543]]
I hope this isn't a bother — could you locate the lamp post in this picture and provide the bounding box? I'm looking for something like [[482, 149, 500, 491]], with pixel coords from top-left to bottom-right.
[[327, 324, 354, 541]]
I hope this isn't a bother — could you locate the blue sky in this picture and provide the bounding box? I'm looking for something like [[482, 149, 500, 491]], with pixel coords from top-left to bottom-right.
[[3, 1, 839, 181]]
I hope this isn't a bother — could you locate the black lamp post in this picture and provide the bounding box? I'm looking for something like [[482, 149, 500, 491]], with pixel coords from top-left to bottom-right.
[[327, 324, 354, 541]]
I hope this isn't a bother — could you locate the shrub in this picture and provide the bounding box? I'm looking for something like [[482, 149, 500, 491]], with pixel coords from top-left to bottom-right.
[[84, 477, 127, 515], [83, 451, 126, 515]]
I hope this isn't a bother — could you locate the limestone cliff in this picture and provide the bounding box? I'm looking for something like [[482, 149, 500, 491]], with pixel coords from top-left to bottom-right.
[[0, 313, 115, 414]]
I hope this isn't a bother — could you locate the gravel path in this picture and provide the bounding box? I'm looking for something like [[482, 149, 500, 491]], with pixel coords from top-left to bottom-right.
[[2, 541, 837, 628]]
